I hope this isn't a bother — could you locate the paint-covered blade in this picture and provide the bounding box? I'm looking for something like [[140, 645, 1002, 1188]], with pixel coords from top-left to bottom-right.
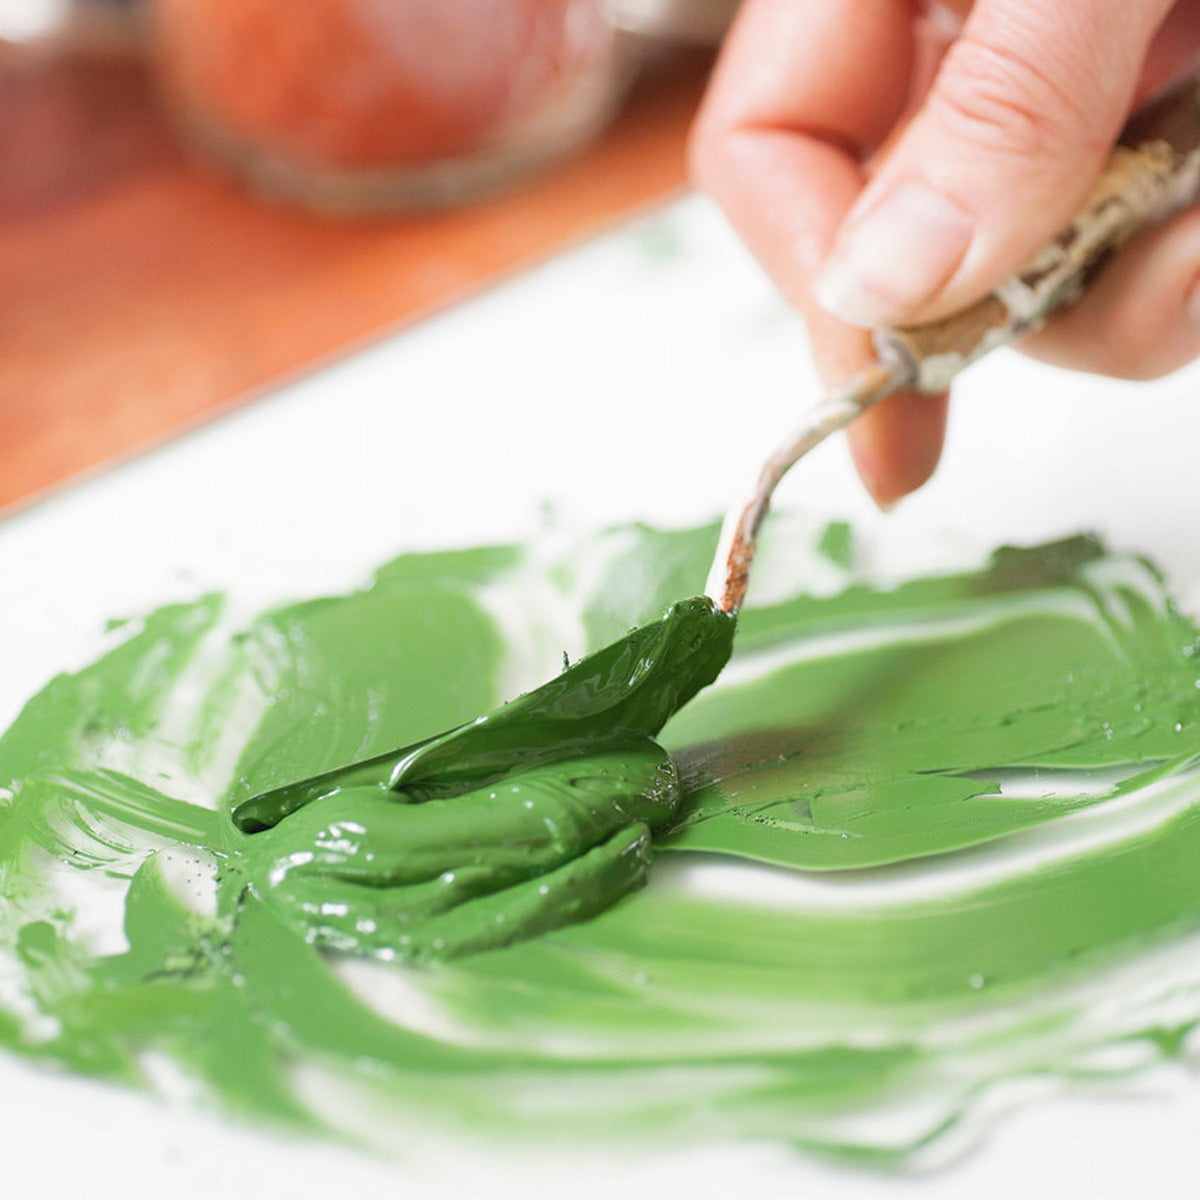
[[231, 595, 735, 833]]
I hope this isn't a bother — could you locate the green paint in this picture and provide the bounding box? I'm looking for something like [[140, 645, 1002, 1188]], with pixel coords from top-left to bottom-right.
[[815, 519, 854, 569], [3, 523, 1200, 1162], [662, 536, 1198, 870], [240, 750, 672, 961], [230, 595, 733, 960]]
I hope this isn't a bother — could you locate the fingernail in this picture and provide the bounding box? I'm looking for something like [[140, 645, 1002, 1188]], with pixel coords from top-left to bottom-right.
[[849, 454, 897, 513], [814, 182, 974, 327]]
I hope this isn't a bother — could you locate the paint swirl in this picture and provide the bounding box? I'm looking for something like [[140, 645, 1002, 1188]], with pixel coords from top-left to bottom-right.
[[2, 524, 1199, 1162]]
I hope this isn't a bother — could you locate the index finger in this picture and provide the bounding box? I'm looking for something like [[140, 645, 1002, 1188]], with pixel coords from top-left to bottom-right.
[[690, 0, 949, 504], [691, 0, 918, 315]]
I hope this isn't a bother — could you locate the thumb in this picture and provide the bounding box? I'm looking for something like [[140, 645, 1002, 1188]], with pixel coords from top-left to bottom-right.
[[814, 0, 1173, 329]]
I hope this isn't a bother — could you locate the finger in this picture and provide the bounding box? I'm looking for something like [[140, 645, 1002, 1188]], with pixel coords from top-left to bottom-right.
[[691, 0, 917, 288], [690, 0, 918, 390], [814, 0, 1175, 329], [1019, 205, 1200, 380], [845, 390, 950, 508], [691, 0, 941, 504]]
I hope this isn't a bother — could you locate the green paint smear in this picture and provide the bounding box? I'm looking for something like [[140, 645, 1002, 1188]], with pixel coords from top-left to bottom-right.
[[4, 525, 1200, 1163]]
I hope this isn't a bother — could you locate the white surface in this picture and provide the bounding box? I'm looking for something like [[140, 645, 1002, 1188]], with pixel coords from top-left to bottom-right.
[[4, 195, 1200, 1196], [0, 0, 69, 42]]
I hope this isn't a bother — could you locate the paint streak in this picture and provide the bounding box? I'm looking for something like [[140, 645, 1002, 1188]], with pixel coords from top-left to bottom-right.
[[2, 525, 1200, 1161]]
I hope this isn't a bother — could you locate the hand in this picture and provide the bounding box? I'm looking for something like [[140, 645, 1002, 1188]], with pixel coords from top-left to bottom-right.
[[691, 0, 1200, 507]]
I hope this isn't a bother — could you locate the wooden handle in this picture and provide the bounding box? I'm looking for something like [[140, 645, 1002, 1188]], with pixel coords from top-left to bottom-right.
[[874, 77, 1200, 394]]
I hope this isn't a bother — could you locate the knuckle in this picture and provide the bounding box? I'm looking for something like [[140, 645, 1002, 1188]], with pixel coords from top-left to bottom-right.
[[929, 34, 1098, 162]]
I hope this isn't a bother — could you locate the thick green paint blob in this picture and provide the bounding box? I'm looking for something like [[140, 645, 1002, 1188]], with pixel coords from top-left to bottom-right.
[[4, 524, 1200, 1162], [229, 595, 733, 959], [233, 594, 733, 825], [242, 745, 674, 960]]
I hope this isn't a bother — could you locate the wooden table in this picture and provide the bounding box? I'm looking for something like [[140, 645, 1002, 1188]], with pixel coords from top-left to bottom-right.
[[0, 41, 713, 514]]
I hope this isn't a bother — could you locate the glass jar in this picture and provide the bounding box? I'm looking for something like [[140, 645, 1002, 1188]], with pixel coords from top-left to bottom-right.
[[149, 0, 627, 212]]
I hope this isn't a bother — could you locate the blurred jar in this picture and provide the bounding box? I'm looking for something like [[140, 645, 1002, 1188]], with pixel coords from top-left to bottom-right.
[[148, 0, 628, 212]]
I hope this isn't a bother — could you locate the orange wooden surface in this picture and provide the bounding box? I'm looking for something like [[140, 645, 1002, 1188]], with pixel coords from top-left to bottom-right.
[[0, 43, 712, 513]]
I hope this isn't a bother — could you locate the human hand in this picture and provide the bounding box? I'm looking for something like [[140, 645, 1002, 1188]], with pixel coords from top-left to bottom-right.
[[691, 0, 1200, 507]]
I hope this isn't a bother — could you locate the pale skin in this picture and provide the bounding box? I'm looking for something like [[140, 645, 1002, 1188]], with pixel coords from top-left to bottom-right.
[[691, 0, 1200, 506]]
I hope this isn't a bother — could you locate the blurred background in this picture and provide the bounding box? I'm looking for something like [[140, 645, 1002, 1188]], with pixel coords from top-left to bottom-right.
[[0, 0, 737, 512]]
